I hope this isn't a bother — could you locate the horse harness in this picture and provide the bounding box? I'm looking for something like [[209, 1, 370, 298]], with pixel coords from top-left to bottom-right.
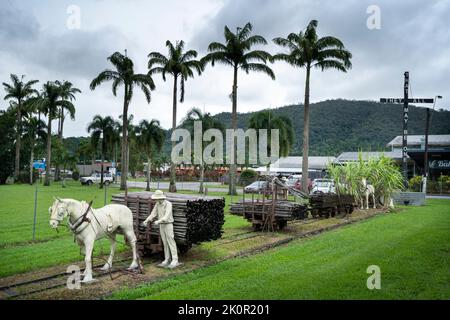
[[68, 200, 93, 235]]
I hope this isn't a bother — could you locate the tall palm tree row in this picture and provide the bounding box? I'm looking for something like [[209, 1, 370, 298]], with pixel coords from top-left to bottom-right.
[[2, 74, 39, 182], [136, 119, 165, 191], [90, 52, 155, 190], [201, 22, 275, 195], [248, 110, 295, 172], [54, 80, 81, 181], [30, 81, 76, 186], [273, 19, 352, 191], [87, 115, 116, 188], [148, 40, 204, 192], [181, 107, 225, 193]]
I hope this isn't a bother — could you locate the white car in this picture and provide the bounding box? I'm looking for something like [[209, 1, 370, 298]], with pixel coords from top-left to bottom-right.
[[311, 179, 335, 194], [80, 173, 113, 186]]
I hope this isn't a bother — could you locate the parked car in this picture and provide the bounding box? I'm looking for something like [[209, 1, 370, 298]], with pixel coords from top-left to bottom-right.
[[311, 178, 335, 194], [244, 181, 271, 194], [80, 172, 114, 186]]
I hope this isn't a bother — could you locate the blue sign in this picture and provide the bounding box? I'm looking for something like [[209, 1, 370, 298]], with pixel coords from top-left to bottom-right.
[[33, 161, 46, 170]]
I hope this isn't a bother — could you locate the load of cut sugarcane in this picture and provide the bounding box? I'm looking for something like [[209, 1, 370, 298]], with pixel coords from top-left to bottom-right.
[[230, 199, 308, 221], [112, 192, 225, 256]]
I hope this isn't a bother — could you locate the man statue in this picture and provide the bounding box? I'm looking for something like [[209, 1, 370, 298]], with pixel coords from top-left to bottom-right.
[[141, 190, 180, 269]]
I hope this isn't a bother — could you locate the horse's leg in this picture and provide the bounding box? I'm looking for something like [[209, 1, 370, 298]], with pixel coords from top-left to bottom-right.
[[124, 228, 139, 270], [82, 239, 95, 283], [365, 192, 369, 210], [101, 233, 116, 271], [372, 193, 376, 209]]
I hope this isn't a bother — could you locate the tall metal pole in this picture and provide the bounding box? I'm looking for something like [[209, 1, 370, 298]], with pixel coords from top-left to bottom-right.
[[32, 172, 39, 241], [402, 72, 409, 188], [423, 107, 430, 194]]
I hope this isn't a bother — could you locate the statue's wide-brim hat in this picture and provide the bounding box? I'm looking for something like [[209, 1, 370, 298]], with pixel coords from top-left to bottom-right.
[[151, 190, 166, 200]]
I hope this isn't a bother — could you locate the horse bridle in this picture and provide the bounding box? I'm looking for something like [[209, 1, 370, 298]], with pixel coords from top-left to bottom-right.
[[68, 200, 93, 234]]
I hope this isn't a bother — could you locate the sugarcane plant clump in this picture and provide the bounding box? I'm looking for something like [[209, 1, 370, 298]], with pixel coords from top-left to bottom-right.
[[327, 152, 404, 208]]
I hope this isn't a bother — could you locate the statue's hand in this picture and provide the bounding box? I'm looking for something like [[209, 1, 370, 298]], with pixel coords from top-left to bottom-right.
[[141, 221, 148, 227], [154, 220, 160, 226]]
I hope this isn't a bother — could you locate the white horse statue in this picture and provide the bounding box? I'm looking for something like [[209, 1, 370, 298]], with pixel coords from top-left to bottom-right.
[[360, 178, 376, 210], [49, 198, 139, 283]]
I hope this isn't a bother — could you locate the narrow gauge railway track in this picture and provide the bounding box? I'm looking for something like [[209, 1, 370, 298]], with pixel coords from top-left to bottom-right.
[[0, 257, 153, 299], [212, 218, 318, 247]]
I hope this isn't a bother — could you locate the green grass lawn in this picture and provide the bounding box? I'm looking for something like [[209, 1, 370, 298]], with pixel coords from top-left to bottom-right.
[[0, 182, 248, 277], [110, 199, 450, 300]]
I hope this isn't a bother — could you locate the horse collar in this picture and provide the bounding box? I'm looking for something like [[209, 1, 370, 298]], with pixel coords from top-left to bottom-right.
[[69, 201, 93, 234]]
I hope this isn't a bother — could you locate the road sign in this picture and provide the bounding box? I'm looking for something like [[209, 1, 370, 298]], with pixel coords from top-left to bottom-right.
[[380, 98, 434, 104], [33, 161, 46, 170]]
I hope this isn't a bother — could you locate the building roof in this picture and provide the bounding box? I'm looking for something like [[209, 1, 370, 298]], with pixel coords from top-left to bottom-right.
[[255, 156, 336, 173], [334, 151, 405, 164], [386, 135, 450, 147]]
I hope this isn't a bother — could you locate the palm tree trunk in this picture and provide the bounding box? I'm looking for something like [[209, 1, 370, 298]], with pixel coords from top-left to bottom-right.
[[146, 155, 151, 191], [44, 116, 52, 186], [55, 112, 65, 181], [29, 142, 34, 185], [120, 86, 129, 191], [169, 75, 178, 192], [199, 163, 205, 193], [100, 147, 104, 189], [14, 100, 22, 182], [229, 66, 238, 195], [301, 65, 311, 193]]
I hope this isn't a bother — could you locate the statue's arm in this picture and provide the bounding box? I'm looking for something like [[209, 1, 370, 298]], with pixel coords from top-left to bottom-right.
[[143, 206, 157, 224]]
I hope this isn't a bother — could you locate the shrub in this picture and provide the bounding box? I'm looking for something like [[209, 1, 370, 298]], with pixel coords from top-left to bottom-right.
[[239, 169, 258, 186], [409, 176, 422, 192]]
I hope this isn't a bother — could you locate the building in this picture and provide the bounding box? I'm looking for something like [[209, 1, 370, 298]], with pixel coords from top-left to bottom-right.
[[386, 135, 450, 178], [76, 161, 115, 176], [255, 156, 336, 179]]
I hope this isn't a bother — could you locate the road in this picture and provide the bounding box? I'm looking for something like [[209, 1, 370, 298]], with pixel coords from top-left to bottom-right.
[[126, 180, 243, 194]]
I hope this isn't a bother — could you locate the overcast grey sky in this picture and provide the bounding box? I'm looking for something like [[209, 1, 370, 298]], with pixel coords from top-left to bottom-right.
[[1, 0, 449, 136]]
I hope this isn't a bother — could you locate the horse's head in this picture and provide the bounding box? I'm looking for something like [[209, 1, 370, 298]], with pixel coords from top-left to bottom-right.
[[49, 197, 69, 229]]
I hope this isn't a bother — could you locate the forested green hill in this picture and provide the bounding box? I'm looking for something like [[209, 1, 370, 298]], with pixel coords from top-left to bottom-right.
[[65, 99, 450, 157]]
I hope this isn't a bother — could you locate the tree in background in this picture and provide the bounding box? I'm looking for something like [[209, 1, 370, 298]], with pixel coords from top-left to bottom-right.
[[248, 110, 295, 174], [90, 52, 155, 190], [31, 81, 75, 186], [148, 40, 204, 192], [181, 107, 225, 193], [54, 80, 80, 181], [87, 115, 116, 188], [202, 22, 275, 195], [136, 119, 165, 191], [22, 115, 46, 184], [273, 20, 352, 192], [2, 74, 39, 181], [0, 110, 16, 184]]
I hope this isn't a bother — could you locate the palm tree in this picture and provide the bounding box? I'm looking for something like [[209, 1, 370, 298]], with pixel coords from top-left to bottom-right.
[[202, 22, 275, 195], [90, 51, 155, 190], [31, 82, 74, 186], [22, 116, 46, 184], [54, 80, 80, 181], [2, 74, 39, 181], [87, 115, 116, 188], [136, 119, 165, 191], [248, 110, 295, 172], [273, 20, 352, 192], [181, 107, 225, 193], [148, 40, 203, 192]]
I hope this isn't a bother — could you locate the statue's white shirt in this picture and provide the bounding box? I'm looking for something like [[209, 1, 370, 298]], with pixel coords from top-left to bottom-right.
[[147, 200, 173, 224]]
